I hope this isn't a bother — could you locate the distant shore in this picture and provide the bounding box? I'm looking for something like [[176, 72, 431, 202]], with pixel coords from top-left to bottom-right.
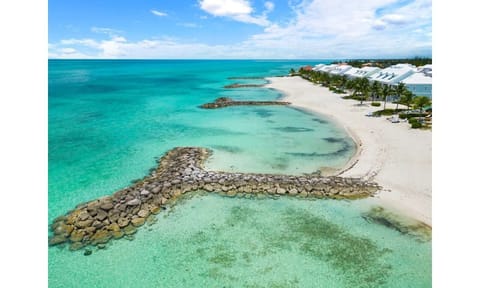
[[266, 76, 432, 225]]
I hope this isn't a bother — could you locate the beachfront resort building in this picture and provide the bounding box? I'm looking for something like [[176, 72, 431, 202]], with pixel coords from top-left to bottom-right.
[[344, 66, 381, 78], [329, 64, 353, 75], [367, 63, 416, 85], [312, 62, 432, 98], [401, 65, 432, 98]]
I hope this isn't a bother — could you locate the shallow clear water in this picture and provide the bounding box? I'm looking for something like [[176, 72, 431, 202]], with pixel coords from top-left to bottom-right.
[[48, 60, 431, 287], [49, 193, 431, 288], [48, 60, 353, 221]]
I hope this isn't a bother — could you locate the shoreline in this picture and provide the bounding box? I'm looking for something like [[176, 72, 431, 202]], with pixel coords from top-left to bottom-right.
[[266, 76, 432, 225]]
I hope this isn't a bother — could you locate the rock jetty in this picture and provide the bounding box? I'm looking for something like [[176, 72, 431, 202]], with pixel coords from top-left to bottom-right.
[[200, 97, 291, 109], [49, 147, 381, 249], [227, 77, 265, 80], [224, 83, 265, 88]]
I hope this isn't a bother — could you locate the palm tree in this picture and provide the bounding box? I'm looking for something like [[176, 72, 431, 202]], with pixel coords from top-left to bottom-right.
[[401, 90, 415, 111], [414, 96, 432, 112], [352, 77, 363, 98], [289, 68, 295, 75], [358, 77, 370, 105], [339, 75, 348, 90], [380, 84, 392, 110], [394, 82, 408, 110], [371, 81, 381, 103]]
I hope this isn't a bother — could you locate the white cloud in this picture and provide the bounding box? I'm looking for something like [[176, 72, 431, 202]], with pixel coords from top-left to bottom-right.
[[246, 0, 431, 57], [199, 0, 270, 26], [381, 14, 408, 25], [60, 48, 77, 54], [50, 0, 431, 59], [60, 38, 99, 48], [199, 0, 252, 16], [151, 10, 168, 17], [265, 1, 274, 13], [91, 27, 122, 36]]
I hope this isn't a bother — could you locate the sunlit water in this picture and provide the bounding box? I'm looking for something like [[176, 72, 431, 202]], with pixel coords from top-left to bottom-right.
[[48, 60, 431, 287]]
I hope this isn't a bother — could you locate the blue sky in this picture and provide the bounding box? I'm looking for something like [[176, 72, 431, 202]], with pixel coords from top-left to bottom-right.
[[48, 0, 432, 59]]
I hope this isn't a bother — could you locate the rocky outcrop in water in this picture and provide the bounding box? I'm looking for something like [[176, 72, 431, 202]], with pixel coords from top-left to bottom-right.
[[224, 83, 265, 88], [227, 77, 265, 80], [200, 97, 291, 109], [49, 147, 381, 249]]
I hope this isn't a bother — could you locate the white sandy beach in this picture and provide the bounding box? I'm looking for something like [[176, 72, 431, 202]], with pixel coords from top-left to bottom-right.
[[267, 76, 432, 225]]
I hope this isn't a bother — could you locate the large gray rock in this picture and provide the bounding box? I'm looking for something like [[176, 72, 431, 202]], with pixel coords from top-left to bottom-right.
[[126, 198, 141, 206], [95, 209, 108, 221]]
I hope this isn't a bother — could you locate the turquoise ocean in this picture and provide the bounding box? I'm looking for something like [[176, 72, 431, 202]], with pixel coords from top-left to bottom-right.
[[49, 60, 431, 287]]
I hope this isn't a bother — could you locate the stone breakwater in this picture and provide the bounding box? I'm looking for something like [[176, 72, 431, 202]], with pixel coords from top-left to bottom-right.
[[200, 97, 291, 109], [224, 83, 265, 88], [49, 147, 381, 250]]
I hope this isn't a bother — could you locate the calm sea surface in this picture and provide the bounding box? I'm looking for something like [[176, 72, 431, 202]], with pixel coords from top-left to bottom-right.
[[48, 60, 431, 287]]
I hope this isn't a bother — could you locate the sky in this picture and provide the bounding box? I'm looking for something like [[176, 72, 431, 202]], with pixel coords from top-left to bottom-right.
[[48, 0, 432, 59]]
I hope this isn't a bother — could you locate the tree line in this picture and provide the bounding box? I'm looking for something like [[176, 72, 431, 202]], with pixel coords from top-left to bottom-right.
[[331, 57, 432, 69], [292, 68, 431, 112]]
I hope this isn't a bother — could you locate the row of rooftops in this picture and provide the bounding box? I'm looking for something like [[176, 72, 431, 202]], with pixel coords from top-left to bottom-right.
[[311, 63, 432, 86]]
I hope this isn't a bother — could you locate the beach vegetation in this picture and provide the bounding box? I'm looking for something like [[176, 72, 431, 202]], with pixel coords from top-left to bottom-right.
[[357, 77, 370, 105], [371, 81, 381, 102], [380, 84, 393, 110], [394, 83, 408, 110], [372, 109, 406, 116], [409, 118, 423, 129], [399, 90, 415, 110], [371, 102, 381, 107], [413, 96, 432, 112], [332, 57, 432, 69]]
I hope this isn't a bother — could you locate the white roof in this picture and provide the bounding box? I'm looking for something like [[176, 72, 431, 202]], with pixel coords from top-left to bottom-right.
[[369, 63, 416, 84], [420, 64, 432, 69], [343, 67, 360, 76], [360, 67, 380, 73], [401, 72, 432, 85], [318, 64, 338, 72], [330, 65, 352, 75], [344, 66, 380, 78], [312, 64, 326, 71]]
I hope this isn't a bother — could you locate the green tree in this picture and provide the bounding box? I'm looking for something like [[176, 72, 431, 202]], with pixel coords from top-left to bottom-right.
[[380, 84, 392, 110], [339, 75, 348, 90], [347, 77, 362, 98], [401, 90, 415, 111], [371, 81, 381, 102], [289, 68, 295, 75], [358, 77, 370, 105], [394, 82, 408, 110], [414, 96, 432, 111]]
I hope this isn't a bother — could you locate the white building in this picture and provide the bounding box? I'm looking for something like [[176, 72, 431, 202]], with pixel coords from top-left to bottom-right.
[[329, 64, 353, 75], [400, 65, 432, 98], [312, 64, 327, 71], [316, 64, 339, 73], [344, 66, 381, 78], [368, 63, 416, 85]]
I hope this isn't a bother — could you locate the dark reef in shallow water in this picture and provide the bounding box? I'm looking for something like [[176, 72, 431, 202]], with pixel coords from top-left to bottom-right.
[[323, 137, 345, 143], [362, 206, 432, 242], [252, 108, 274, 118], [210, 145, 243, 153], [312, 118, 328, 124], [273, 126, 315, 133], [286, 140, 353, 158]]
